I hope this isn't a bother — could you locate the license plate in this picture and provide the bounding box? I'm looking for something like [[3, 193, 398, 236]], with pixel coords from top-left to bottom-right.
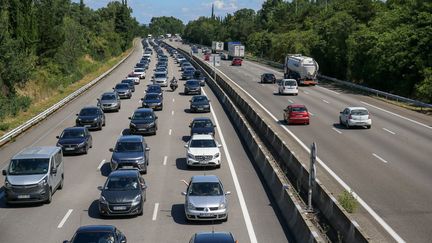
[[122, 166, 134, 169], [138, 128, 147, 131], [84, 125, 91, 128], [18, 195, 30, 199], [113, 206, 127, 211], [65, 147, 75, 151], [197, 108, 204, 111], [200, 213, 213, 217]]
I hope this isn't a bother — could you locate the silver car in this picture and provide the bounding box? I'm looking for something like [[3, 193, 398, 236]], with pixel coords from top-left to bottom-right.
[[339, 107, 372, 129], [182, 175, 230, 221], [152, 72, 168, 87], [97, 92, 121, 112]]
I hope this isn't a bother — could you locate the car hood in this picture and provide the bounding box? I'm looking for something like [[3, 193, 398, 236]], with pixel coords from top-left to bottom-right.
[[7, 174, 46, 185], [112, 152, 144, 161], [58, 137, 86, 145], [131, 119, 154, 125], [188, 195, 225, 208], [100, 100, 117, 105], [143, 98, 162, 103], [115, 88, 130, 92], [78, 115, 98, 120], [191, 101, 209, 106], [191, 127, 214, 134], [188, 147, 219, 155], [102, 189, 140, 204], [186, 85, 200, 89]]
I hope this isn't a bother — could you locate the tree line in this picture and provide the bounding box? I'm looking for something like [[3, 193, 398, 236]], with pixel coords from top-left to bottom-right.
[[0, 0, 145, 127], [182, 0, 432, 103]]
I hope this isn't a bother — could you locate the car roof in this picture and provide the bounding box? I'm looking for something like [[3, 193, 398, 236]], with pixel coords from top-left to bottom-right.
[[118, 135, 143, 143], [192, 117, 212, 122], [13, 146, 61, 160], [191, 134, 214, 140], [134, 108, 154, 113], [108, 169, 140, 177], [154, 72, 167, 75], [76, 225, 116, 233], [193, 232, 235, 243], [191, 175, 220, 183]]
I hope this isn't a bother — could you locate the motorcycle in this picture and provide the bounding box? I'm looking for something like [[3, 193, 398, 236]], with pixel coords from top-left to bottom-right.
[[170, 78, 178, 91]]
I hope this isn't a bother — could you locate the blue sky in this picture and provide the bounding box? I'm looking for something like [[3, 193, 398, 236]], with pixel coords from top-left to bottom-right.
[[74, 0, 265, 24]]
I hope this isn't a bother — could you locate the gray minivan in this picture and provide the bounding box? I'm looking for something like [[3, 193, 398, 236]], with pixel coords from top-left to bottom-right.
[[2, 146, 64, 204]]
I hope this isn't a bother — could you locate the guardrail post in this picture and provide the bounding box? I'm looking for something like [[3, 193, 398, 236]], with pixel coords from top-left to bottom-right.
[[308, 142, 317, 212]]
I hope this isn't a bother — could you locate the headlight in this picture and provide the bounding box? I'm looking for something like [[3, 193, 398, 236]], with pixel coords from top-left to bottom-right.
[[77, 142, 86, 147], [147, 122, 155, 127], [187, 202, 195, 210], [38, 177, 48, 187], [111, 158, 118, 164], [131, 195, 142, 206], [56, 142, 63, 147], [93, 117, 98, 121], [214, 153, 220, 158], [99, 196, 108, 204], [130, 122, 137, 127], [4, 179, 12, 189], [187, 153, 195, 159], [219, 202, 226, 209], [136, 158, 145, 164]]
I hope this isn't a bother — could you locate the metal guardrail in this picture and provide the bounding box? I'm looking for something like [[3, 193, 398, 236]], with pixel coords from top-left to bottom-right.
[[0, 40, 139, 147]]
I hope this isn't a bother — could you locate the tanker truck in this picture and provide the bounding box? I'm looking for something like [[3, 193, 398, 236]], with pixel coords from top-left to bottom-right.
[[284, 54, 319, 85]]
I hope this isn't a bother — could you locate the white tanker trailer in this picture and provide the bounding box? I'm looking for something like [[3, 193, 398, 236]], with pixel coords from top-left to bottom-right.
[[284, 54, 319, 85]]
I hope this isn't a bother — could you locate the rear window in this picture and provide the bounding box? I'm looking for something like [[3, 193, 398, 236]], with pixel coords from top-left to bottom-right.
[[291, 107, 307, 112], [284, 80, 297, 86], [351, 109, 368, 115]]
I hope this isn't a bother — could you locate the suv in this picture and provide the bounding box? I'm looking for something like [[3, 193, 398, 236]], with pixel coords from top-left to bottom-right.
[[184, 134, 221, 168], [109, 135, 150, 173], [76, 106, 106, 130], [56, 127, 92, 155], [97, 92, 121, 112], [339, 107, 372, 129], [278, 79, 298, 95], [2, 146, 64, 204], [129, 108, 158, 135], [182, 175, 230, 221]]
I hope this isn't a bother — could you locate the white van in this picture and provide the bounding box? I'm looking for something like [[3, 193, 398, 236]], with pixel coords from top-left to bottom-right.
[[278, 79, 299, 95]]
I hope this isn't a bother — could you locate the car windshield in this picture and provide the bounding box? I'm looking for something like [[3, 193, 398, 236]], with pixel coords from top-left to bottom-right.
[[79, 108, 98, 116], [115, 84, 129, 89], [185, 67, 195, 72], [265, 74, 274, 78], [190, 139, 216, 148], [8, 158, 50, 175], [155, 73, 166, 78], [105, 176, 139, 190], [133, 111, 154, 120], [351, 110, 368, 116], [186, 81, 199, 86], [101, 94, 116, 100], [192, 96, 207, 102], [291, 107, 307, 112], [189, 182, 223, 196], [61, 130, 85, 138], [147, 87, 160, 93], [115, 142, 143, 152], [121, 80, 133, 84], [193, 121, 213, 128], [135, 68, 144, 72], [156, 68, 166, 72], [145, 94, 160, 100], [72, 231, 115, 243]]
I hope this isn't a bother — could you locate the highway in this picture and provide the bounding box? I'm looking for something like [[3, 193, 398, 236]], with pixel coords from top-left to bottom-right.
[[172, 42, 432, 242], [0, 41, 291, 242]]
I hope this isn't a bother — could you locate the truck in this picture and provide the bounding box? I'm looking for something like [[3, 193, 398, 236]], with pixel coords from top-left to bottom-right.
[[211, 41, 224, 53], [228, 44, 245, 59], [284, 54, 319, 85]]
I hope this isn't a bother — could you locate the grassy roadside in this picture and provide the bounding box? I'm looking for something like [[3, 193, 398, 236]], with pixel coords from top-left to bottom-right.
[[0, 41, 136, 137]]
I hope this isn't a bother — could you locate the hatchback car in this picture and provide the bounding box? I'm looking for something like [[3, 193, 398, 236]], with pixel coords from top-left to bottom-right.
[[133, 68, 146, 79], [98, 92, 121, 112], [126, 74, 140, 85], [98, 169, 147, 216], [189, 232, 236, 243], [190, 117, 216, 136], [184, 80, 201, 95], [109, 135, 150, 173], [56, 127, 92, 154], [231, 58, 242, 66], [339, 107, 372, 129], [283, 104, 310, 125], [121, 79, 135, 92], [182, 175, 230, 221], [190, 95, 210, 113], [65, 225, 127, 243], [113, 83, 132, 99], [141, 93, 163, 111], [129, 108, 158, 135], [152, 72, 168, 87], [278, 79, 298, 95], [261, 73, 276, 83], [76, 106, 106, 130]]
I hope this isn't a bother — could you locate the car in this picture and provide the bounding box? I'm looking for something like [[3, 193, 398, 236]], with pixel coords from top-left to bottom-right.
[[152, 72, 168, 87], [98, 169, 147, 216], [133, 68, 146, 79], [156, 61, 168, 68], [261, 73, 276, 83], [2, 146, 64, 204], [231, 58, 242, 66], [184, 134, 221, 168], [141, 93, 163, 110], [154, 67, 168, 74], [129, 108, 158, 135], [113, 83, 132, 99], [182, 175, 230, 221], [127, 73, 141, 84], [97, 92, 121, 112], [189, 117, 216, 136], [283, 104, 310, 125], [109, 135, 150, 173], [56, 127, 92, 154], [339, 107, 372, 129], [135, 63, 146, 69], [76, 106, 106, 130], [146, 84, 163, 97], [189, 232, 236, 243], [182, 69, 195, 80], [64, 225, 127, 243], [121, 79, 135, 92], [204, 54, 210, 61], [184, 80, 201, 95], [189, 95, 210, 113], [278, 79, 298, 95], [193, 70, 206, 86], [181, 62, 193, 71]]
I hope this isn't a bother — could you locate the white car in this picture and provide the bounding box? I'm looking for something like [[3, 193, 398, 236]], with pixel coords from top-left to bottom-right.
[[126, 76, 140, 85], [339, 107, 372, 129], [152, 72, 168, 87], [185, 134, 221, 168], [278, 79, 298, 95], [133, 68, 146, 79]]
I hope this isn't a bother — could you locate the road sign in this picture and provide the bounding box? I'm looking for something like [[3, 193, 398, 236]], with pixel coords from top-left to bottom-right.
[[210, 54, 221, 67]]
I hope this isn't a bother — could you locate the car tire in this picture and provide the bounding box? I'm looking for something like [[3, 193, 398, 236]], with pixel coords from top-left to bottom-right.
[[222, 215, 228, 222], [46, 189, 52, 204], [366, 125, 371, 129], [339, 117, 343, 125], [103, 119, 106, 126], [58, 175, 64, 190], [84, 145, 88, 154], [98, 123, 102, 131], [346, 122, 350, 129]]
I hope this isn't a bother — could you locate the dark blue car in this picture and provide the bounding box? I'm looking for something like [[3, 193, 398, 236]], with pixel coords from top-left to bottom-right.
[[189, 231, 236, 243], [189, 117, 215, 136], [141, 93, 163, 110], [146, 84, 163, 97], [189, 95, 210, 113]]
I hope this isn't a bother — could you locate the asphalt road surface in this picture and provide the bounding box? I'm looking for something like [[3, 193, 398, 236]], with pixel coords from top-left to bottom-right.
[[0, 41, 292, 242]]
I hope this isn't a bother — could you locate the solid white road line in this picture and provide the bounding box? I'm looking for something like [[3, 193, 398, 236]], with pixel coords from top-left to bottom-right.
[[332, 128, 342, 134], [163, 156, 167, 166], [152, 203, 159, 221], [171, 110, 174, 116], [57, 209, 73, 228], [361, 101, 431, 131], [168, 129, 172, 136], [288, 99, 294, 104], [202, 89, 258, 243], [373, 153, 388, 164], [322, 99, 330, 104], [213, 67, 405, 243], [382, 128, 396, 135], [97, 160, 106, 171], [316, 85, 340, 95]]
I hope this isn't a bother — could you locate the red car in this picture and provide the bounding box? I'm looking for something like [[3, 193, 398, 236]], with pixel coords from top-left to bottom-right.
[[231, 58, 242, 66], [283, 104, 310, 125], [204, 53, 210, 61]]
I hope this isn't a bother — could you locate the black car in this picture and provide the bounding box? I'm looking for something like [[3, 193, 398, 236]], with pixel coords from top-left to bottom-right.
[[146, 84, 163, 97], [56, 127, 92, 155], [98, 169, 147, 217], [189, 117, 216, 136], [129, 108, 158, 135], [135, 62, 146, 69], [193, 70, 206, 86], [184, 80, 201, 95], [261, 73, 276, 83], [76, 106, 106, 130], [65, 225, 127, 243], [189, 232, 236, 243], [121, 79, 135, 92], [141, 93, 163, 110], [189, 95, 210, 113]]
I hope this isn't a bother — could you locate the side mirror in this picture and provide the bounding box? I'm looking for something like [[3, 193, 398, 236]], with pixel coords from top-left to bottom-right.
[[112, 87, 115, 90], [339, 111, 343, 114], [56, 136, 60, 139], [75, 114, 78, 116], [208, 100, 211, 102], [181, 192, 187, 196], [121, 240, 126, 243], [109, 148, 114, 152], [2, 170, 6, 176], [97, 186, 103, 191], [155, 116, 158, 119], [189, 100, 191, 102], [51, 167, 57, 174], [141, 184, 147, 189], [217, 144, 222, 148], [184, 144, 188, 148], [141, 98, 144, 101], [63, 241, 70, 243], [189, 124, 192, 127], [225, 191, 231, 195], [145, 147, 150, 151], [283, 109, 288, 112], [128, 117, 131, 120], [213, 125, 216, 127], [97, 98, 100, 102]]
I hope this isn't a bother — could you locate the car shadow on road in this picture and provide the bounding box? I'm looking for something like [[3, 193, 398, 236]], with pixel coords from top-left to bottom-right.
[[100, 163, 111, 177], [171, 204, 223, 225], [332, 123, 367, 130], [87, 200, 137, 220], [182, 136, 190, 142], [121, 129, 131, 136], [183, 109, 191, 113]]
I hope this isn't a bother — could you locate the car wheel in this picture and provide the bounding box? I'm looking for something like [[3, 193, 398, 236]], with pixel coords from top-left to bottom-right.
[[98, 123, 102, 131], [84, 145, 88, 154], [339, 117, 343, 125], [346, 122, 350, 129], [103, 119, 106, 126], [46, 189, 52, 204], [366, 125, 371, 129], [138, 205, 144, 216], [58, 175, 64, 190]]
